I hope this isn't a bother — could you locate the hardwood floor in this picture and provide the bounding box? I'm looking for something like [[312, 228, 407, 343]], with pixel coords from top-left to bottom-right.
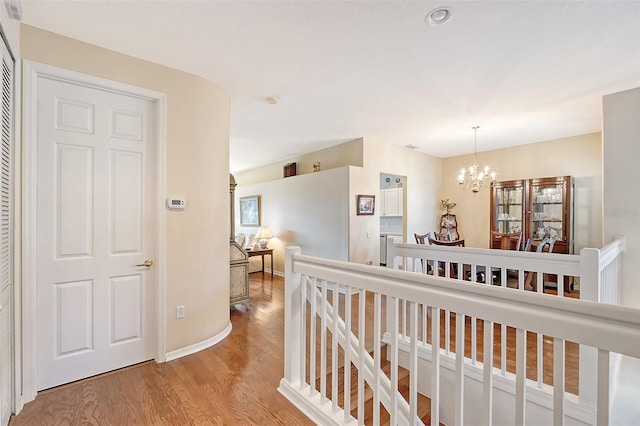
[[10, 272, 581, 425], [11, 274, 313, 426]]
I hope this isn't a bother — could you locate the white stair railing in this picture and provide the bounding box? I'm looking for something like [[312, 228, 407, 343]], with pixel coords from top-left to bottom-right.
[[280, 247, 420, 425], [387, 237, 625, 408], [280, 243, 637, 426], [306, 280, 418, 425]]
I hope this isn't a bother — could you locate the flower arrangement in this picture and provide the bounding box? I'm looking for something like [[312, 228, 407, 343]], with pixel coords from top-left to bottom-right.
[[441, 199, 456, 213]]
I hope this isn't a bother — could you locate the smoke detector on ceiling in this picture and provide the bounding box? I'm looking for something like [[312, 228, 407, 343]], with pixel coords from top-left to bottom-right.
[[426, 6, 453, 25]]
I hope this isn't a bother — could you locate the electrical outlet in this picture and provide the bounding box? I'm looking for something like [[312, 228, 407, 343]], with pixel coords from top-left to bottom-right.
[[176, 305, 185, 319]]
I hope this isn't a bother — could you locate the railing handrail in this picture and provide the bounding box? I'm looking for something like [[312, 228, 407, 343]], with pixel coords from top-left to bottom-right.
[[292, 252, 640, 358], [391, 242, 581, 276]]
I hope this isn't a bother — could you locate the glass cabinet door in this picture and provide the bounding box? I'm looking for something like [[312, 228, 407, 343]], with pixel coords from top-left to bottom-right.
[[492, 181, 524, 235], [491, 176, 573, 254], [530, 179, 566, 241]]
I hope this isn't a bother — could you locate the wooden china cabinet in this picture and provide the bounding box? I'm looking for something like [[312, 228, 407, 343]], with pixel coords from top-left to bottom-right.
[[490, 176, 574, 254]]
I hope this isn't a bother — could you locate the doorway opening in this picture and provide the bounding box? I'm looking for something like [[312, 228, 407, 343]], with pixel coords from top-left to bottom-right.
[[379, 173, 406, 265]]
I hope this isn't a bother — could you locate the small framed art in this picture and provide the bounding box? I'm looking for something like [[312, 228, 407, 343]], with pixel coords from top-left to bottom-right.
[[240, 195, 261, 226], [357, 195, 375, 215]]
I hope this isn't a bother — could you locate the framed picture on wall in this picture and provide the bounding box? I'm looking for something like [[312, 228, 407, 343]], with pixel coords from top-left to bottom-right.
[[357, 195, 375, 215], [240, 195, 261, 226]]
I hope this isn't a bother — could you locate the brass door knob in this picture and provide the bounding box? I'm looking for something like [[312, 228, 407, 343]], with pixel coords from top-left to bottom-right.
[[136, 259, 154, 267]]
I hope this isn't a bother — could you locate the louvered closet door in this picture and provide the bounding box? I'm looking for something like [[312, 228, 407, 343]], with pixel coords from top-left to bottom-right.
[[0, 37, 14, 426]]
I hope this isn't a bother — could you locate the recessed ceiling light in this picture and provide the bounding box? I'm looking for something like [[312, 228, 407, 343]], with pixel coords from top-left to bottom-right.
[[405, 144, 419, 150], [266, 96, 278, 105], [426, 6, 453, 25]]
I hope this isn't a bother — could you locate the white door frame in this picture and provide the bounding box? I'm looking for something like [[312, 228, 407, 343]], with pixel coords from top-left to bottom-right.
[[21, 61, 167, 403]]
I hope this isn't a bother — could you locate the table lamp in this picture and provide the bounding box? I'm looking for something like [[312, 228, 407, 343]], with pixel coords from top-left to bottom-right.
[[254, 226, 273, 249]]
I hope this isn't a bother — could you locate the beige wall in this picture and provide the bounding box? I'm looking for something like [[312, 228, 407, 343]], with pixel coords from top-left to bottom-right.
[[237, 131, 601, 268], [441, 133, 603, 251], [349, 139, 443, 264], [235, 167, 350, 274], [234, 138, 363, 185], [21, 25, 231, 353], [603, 87, 640, 308], [235, 137, 443, 267]]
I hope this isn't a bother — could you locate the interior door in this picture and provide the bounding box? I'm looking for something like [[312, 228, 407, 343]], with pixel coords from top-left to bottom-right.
[[36, 75, 157, 390], [0, 36, 14, 426]]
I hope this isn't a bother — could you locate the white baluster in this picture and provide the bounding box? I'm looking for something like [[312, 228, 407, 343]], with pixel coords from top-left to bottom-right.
[[515, 328, 526, 426], [321, 280, 327, 401], [431, 306, 440, 426], [409, 302, 419, 425], [357, 289, 366, 425], [518, 269, 525, 290], [373, 293, 381, 426], [300, 275, 308, 388], [390, 296, 399, 425], [332, 282, 339, 411], [344, 285, 352, 422], [454, 313, 465, 426], [422, 304, 428, 344], [553, 337, 565, 425], [402, 299, 407, 338], [310, 277, 317, 396], [483, 319, 494, 426]]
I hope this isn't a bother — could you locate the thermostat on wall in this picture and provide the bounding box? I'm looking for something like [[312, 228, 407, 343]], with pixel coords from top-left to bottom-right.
[[166, 198, 186, 210]]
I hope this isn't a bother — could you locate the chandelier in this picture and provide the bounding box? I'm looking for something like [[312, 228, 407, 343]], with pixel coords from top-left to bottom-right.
[[457, 126, 496, 193]]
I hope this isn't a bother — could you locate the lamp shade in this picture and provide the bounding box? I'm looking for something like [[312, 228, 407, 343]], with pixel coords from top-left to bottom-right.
[[255, 226, 273, 240]]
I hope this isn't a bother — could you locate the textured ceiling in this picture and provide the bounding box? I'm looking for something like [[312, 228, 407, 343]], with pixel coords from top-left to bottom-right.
[[21, 0, 640, 172]]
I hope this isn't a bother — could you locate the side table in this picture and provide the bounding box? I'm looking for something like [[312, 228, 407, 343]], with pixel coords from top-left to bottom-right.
[[247, 248, 274, 277]]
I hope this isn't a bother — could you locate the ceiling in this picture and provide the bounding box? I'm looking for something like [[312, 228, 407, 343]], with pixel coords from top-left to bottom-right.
[[21, 1, 640, 173]]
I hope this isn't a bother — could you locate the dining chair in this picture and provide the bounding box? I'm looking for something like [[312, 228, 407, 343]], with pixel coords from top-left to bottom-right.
[[490, 231, 523, 284], [434, 230, 453, 241], [524, 237, 556, 291], [428, 236, 465, 247], [524, 237, 556, 253], [491, 230, 523, 251], [414, 232, 430, 245], [427, 236, 464, 278], [413, 232, 433, 274]]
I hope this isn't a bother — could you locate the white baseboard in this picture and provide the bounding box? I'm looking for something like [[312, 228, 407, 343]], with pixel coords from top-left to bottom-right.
[[164, 321, 232, 362]]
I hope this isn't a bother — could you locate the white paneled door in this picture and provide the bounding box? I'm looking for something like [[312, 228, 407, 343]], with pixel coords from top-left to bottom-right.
[[36, 76, 157, 390]]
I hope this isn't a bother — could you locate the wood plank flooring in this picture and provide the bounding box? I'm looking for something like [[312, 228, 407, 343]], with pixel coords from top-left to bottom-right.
[[11, 274, 313, 426]]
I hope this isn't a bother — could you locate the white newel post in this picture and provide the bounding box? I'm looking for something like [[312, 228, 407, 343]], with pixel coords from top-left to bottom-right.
[[579, 247, 600, 407], [284, 246, 303, 386], [386, 237, 398, 347], [387, 236, 398, 270]]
